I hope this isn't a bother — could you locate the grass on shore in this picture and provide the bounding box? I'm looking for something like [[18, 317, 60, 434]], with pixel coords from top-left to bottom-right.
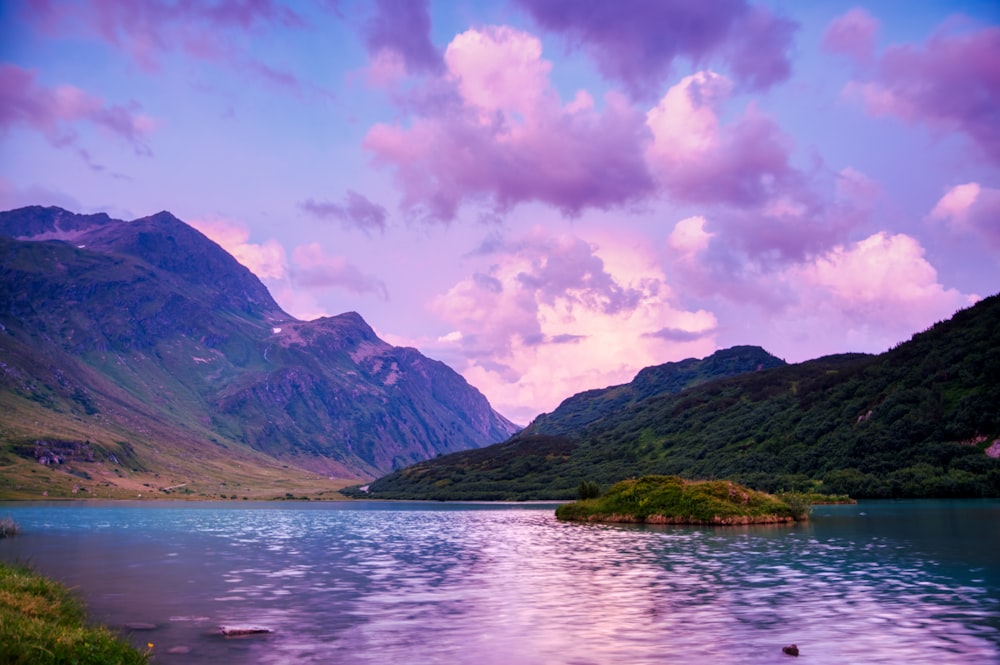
[[0, 562, 148, 664]]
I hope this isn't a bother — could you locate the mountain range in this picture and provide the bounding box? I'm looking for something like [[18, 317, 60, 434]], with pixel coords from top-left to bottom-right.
[[363, 296, 1000, 500], [0, 205, 518, 499], [4, 204, 998, 503]]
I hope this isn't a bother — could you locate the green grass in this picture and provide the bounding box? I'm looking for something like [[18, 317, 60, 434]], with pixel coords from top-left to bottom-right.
[[555, 475, 807, 525], [0, 563, 148, 664]]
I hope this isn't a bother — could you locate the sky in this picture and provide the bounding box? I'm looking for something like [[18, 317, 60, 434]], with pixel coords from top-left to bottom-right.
[[1, 0, 998, 425]]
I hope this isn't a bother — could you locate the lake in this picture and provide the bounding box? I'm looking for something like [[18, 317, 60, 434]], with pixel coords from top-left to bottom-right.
[[0, 499, 997, 664]]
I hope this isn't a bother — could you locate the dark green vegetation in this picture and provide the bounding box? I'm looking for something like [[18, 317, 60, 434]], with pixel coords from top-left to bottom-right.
[[555, 475, 804, 524], [0, 563, 148, 664], [527, 346, 786, 436], [364, 294, 1000, 500], [0, 206, 518, 498]]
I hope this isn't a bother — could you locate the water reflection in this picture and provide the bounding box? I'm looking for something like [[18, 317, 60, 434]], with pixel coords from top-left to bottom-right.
[[0, 501, 997, 664]]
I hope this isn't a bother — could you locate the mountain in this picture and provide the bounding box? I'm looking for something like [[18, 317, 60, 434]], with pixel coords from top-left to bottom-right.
[[361, 346, 788, 499], [0, 206, 518, 498], [523, 345, 786, 437], [363, 296, 1000, 500]]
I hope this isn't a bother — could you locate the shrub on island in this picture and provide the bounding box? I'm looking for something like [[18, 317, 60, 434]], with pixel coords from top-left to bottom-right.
[[555, 475, 809, 525]]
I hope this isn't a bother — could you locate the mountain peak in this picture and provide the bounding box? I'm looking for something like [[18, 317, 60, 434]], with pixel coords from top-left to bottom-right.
[[140, 210, 184, 226], [0, 204, 520, 484]]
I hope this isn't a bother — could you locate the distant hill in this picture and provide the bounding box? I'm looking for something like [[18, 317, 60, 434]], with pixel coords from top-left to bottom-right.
[[0, 206, 518, 498], [362, 296, 1000, 500], [523, 345, 786, 437]]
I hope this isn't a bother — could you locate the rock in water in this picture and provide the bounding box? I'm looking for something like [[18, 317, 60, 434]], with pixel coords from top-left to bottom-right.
[[782, 644, 800, 656], [219, 625, 272, 637]]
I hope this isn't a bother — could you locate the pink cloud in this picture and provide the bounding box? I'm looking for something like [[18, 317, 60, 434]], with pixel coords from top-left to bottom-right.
[[668, 216, 714, 258], [364, 26, 655, 222], [0, 64, 155, 157], [843, 23, 1000, 164], [363, 0, 442, 75], [513, 0, 796, 98], [822, 8, 880, 62], [427, 228, 716, 422], [645, 71, 797, 208], [795, 232, 976, 334], [22, 0, 308, 90], [668, 227, 977, 362], [928, 182, 1000, 248], [188, 217, 288, 280], [291, 243, 388, 300], [300, 191, 389, 235]]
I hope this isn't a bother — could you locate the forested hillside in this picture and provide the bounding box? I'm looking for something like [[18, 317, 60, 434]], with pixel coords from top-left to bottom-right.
[[362, 294, 1000, 500]]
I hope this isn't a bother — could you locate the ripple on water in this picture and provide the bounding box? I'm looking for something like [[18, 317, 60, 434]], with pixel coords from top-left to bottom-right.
[[0, 501, 997, 664]]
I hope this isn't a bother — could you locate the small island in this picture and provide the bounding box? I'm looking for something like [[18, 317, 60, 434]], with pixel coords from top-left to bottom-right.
[[555, 475, 810, 525]]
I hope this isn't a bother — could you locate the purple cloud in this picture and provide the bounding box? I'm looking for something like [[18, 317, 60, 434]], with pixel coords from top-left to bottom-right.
[[509, 234, 644, 315], [842, 22, 1000, 164], [513, 0, 796, 97], [822, 8, 879, 62], [21, 0, 308, 90], [644, 327, 713, 343], [363, 0, 443, 75], [645, 71, 801, 209], [300, 191, 389, 235], [365, 26, 655, 223], [0, 64, 155, 160], [929, 182, 1000, 249], [291, 243, 388, 299]]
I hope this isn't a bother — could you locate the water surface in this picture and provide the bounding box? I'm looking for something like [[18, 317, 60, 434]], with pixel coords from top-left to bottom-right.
[[0, 499, 997, 664]]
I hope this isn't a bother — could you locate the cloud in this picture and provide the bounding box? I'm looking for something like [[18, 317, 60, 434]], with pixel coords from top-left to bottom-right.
[[363, 0, 443, 75], [513, 0, 796, 98], [190, 218, 388, 312], [0, 64, 156, 162], [645, 71, 798, 208], [666, 222, 977, 361], [187, 217, 287, 280], [364, 25, 655, 222], [841, 22, 1000, 164], [791, 232, 976, 338], [928, 182, 1000, 248], [668, 216, 714, 257], [822, 8, 879, 62], [427, 228, 716, 422], [21, 0, 309, 91], [291, 243, 388, 300], [300, 191, 389, 235]]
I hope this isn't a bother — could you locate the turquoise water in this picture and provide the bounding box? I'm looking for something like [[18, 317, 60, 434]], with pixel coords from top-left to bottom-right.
[[0, 500, 997, 664]]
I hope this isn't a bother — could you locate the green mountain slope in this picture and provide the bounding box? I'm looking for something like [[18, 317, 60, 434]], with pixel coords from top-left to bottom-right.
[[524, 345, 785, 437], [363, 295, 1000, 500], [0, 206, 518, 498]]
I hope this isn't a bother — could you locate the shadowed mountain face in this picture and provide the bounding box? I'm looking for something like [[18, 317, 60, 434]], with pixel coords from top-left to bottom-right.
[[0, 206, 518, 483]]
